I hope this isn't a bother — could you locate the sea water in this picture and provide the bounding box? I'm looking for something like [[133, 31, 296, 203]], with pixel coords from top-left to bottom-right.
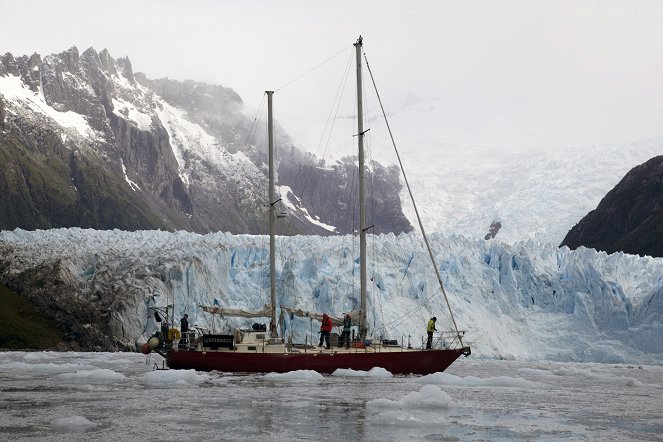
[[0, 351, 661, 441]]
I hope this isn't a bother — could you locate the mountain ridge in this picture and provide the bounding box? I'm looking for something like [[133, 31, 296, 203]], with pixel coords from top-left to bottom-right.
[[0, 46, 412, 236]]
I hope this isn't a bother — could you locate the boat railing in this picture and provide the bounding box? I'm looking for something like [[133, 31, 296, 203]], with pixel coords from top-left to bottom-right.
[[432, 330, 467, 350]]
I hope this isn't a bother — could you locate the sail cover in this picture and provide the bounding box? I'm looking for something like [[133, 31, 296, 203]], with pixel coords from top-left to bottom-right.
[[201, 303, 272, 318], [280, 306, 361, 327]]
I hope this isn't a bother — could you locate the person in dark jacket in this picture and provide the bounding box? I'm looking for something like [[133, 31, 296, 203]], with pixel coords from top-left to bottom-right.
[[318, 313, 333, 349], [338, 314, 352, 349], [160, 320, 170, 348], [426, 317, 437, 349], [179, 314, 190, 348]]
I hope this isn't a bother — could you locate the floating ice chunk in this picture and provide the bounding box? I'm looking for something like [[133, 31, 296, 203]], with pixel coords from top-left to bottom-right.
[[51, 416, 97, 431], [263, 370, 325, 381], [517, 367, 556, 377], [418, 372, 545, 389], [55, 368, 126, 382], [0, 362, 98, 374], [142, 369, 210, 386], [551, 366, 614, 379], [367, 384, 453, 409], [332, 367, 393, 378], [22, 352, 57, 361]]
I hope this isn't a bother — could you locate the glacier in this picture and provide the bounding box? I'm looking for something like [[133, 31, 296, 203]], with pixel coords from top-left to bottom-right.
[[2, 228, 662, 364]]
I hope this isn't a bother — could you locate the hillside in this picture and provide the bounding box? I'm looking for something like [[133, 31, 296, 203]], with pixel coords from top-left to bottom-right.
[[561, 156, 663, 258], [0, 47, 411, 236], [0, 282, 66, 350]]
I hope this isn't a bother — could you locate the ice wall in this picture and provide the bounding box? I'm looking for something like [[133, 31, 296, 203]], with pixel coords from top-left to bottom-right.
[[1, 228, 662, 364]]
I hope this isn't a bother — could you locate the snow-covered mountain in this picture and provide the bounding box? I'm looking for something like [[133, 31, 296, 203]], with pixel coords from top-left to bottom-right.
[[2, 228, 662, 364], [0, 47, 410, 235], [388, 137, 663, 245], [2, 46, 661, 245]]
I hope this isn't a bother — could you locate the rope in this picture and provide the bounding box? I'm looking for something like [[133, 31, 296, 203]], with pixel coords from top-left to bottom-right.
[[382, 286, 442, 330], [275, 45, 353, 93], [242, 93, 266, 158], [282, 50, 354, 236], [363, 52, 465, 347]]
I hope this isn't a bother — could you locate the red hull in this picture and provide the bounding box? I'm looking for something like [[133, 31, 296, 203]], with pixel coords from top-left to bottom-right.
[[167, 347, 470, 375]]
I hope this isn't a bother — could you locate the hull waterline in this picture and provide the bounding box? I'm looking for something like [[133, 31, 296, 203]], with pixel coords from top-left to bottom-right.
[[166, 347, 470, 375]]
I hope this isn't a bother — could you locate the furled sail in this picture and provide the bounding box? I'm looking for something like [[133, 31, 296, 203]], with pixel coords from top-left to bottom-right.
[[280, 306, 361, 327], [201, 303, 272, 318]]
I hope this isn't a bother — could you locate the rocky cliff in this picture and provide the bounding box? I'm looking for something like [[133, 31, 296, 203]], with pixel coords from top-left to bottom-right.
[[0, 47, 412, 236], [561, 155, 663, 257]]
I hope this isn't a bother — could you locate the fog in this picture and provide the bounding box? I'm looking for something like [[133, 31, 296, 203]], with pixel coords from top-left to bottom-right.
[[3, 0, 663, 157]]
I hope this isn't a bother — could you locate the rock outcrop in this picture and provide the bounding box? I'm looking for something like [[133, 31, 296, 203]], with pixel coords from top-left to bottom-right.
[[561, 156, 663, 257]]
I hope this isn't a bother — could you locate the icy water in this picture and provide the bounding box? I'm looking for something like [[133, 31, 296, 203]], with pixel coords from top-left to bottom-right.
[[0, 352, 662, 441]]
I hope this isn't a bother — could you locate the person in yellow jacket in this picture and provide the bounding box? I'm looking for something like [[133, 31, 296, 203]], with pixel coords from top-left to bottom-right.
[[426, 317, 437, 349]]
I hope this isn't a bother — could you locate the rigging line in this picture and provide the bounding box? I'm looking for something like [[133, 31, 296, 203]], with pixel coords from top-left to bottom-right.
[[360, 56, 405, 338], [321, 51, 354, 160], [274, 45, 353, 93], [280, 50, 353, 238], [381, 286, 444, 331], [243, 92, 266, 153], [363, 51, 465, 346], [323, 53, 354, 312]]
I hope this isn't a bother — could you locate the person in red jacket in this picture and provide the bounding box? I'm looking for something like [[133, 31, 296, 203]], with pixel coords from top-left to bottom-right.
[[318, 313, 332, 349]]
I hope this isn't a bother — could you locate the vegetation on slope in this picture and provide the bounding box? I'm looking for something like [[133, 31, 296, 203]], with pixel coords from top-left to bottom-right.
[[0, 282, 64, 350]]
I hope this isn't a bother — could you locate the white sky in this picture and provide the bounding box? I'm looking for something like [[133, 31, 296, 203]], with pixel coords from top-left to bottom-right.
[[2, 0, 663, 157]]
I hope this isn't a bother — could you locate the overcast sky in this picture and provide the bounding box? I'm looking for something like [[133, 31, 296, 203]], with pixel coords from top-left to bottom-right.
[[2, 0, 663, 159]]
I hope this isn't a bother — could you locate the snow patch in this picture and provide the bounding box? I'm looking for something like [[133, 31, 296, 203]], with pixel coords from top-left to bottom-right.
[[121, 158, 141, 191], [279, 185, 337, 232], [112, 97, 152, 131], [0, 74, 98, 140]]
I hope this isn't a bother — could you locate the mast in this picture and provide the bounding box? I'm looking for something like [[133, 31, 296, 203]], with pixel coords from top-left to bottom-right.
[[266, 90, 278, 337], [355, 36, 368, 341]]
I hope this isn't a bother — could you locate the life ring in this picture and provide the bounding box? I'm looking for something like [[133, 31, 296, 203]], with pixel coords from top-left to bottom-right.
[[167, 328, 181, 341], [148, 336, 160, 349]]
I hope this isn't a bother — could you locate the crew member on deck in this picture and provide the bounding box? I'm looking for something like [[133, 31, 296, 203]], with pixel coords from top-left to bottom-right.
[[180, 314, 189, 333], [180, 314, 189, 347], [161, 320, 169, 348], [319, 313, 332, 349], [338, 314, 352, 349], [426, 317, 437, 349]]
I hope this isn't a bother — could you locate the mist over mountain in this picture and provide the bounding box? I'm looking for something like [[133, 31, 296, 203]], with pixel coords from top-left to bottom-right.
[[0, 47, 411, 236]]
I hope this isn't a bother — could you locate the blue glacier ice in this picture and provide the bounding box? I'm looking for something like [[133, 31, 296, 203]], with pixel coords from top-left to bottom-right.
[[1, 228, 662, 364]]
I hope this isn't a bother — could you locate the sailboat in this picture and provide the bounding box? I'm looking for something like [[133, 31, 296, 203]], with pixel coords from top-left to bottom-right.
[[152, 37, 471, 375]]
